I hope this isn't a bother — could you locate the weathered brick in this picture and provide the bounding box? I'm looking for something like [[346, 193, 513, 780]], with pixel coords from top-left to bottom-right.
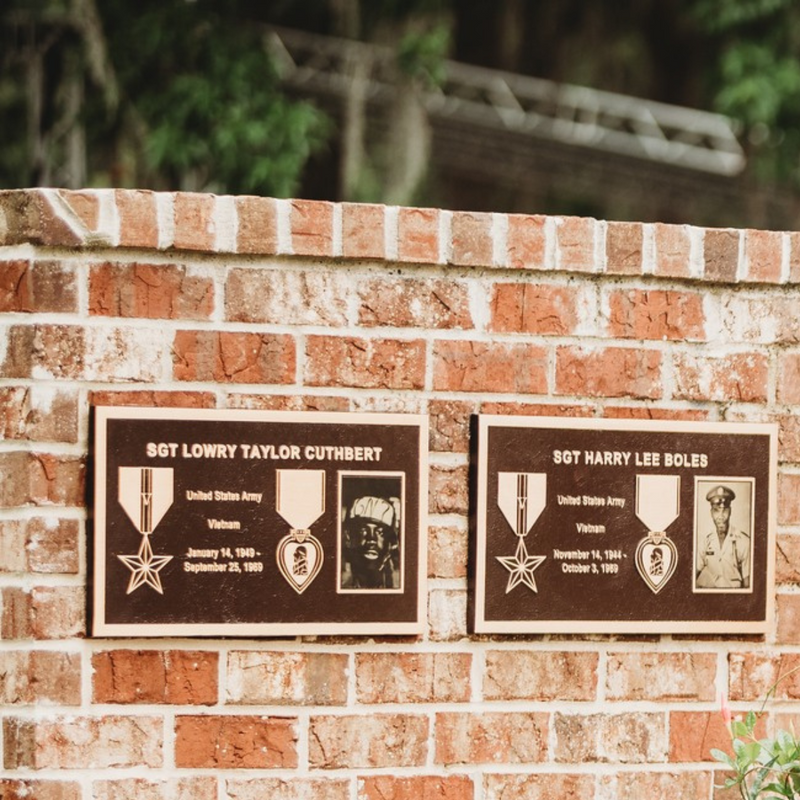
[[507, 214, 546, 270], [0, 387, 78, 443], [225, 269, 349, 325], [428, 588, 468, 642], [90, 389, 216, 408], [777, 534, 800, 585], [606, 289, 705, 341], [227, 778, 349, 800], [777, 351, 800, 404], [704, 229, 740, 283], [428, 525, 468, 579], [606, 221, 643, 275], [0, 259, 77, 313], [0, 452, 85, 508], [435, 712, 548, 765], [605, 652, 717, 701], [398, 207, 439, 263], [555, 346, 661, 399], [790, 231, 800, 283], [0, 780, 80, 800], [603, 406, 710, 421], [291, 199, 333, 256], [484, 773, 595, 800], [356, 653, 471, 704], [361, 776, 474, 800], [428, 399, 475, 453], [669, 710, 748, 763], [0, 651, 81, 704], [556, 216, 596, 272], [0, 189, 83, 247], [60, 189, 100, 231], [173, 192, 215, 252], [777, 413, 800, 463], [116, 190, 159, 249], [653, 222, 692, 279], [90, 262, 214, 319], [779, 473, 800, 526], [0, 324, 35, 378], [1, 586, 85, 640], [358, 277, 473, 328], [777, 593, 800, 645], [745, 228, 783, 283], [93, 650, 218, 705], [173, 330, 296, 384], [226, 393, 349, 412], [450, 211, 493, 267], [305, 336, 425, 390], [490, 283, 588, 335], [672, 351, 768, 403], [342, 202, 385, 259], [0, 518, 80, 573], [484, 651, 598, 701], [235, 195, 278, 254], [4, 715, 162, 769], [174, 715, 297, 769], [480, 400, 594, 417], [728, 652, 800, 701], [309, 714, 428, 769], [226, 651, 348, 705], [93, 777, 217, 800], [555, 712, 666, 763], [428, 463, 469, 516], [597, 771, 712, 800], [720, 295, 800, 345], [433, 340, 548, 394]]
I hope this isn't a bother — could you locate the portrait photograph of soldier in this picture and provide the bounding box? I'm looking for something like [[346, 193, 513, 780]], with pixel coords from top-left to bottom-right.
[[338, 472, 404, 593], [693, 478, 754, 593]]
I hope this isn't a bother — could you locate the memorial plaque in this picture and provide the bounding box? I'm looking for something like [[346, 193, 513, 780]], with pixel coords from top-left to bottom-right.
[[93, 407, 427, 636], [472, 415, 777, 634]]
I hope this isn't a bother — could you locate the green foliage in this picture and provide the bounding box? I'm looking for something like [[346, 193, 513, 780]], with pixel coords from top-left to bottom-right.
[[396, 23, 450, 87]]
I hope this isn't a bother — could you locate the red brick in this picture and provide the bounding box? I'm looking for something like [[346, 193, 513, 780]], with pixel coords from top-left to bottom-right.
[[490, 283, 586, 335], [174, 715, 297, 769], [607, 289, 705, 340], [428, 588, 468, 642], [484, 774, 595, 800], [356, 653, 471, 704], [90, 262, 214, 319], [555, 346, 661, 399], [0, 518, 79, 573], [92, 650, 218, 705], [603, 406, 710, 421], [173, 192, 215, 251], [342, 202, 385, 259], [777, 352, 800, 403], [1, 586, 85, 639], [0, 651, 81, 704], [507, 214, 546, 270], [428, 399, 475, 453], [435, 712, 548, 764], [704, 229, 740, 283], [669, 710, 751, 763], [226, 393, 349, 412], [90, 390, 216, 408], [358, 278, 473, 329], [4, 715, 163, 769], [433, 340, 548, 394], [309, 714, 428, 769], [777, 594, 800, 644], [605, 652, 717, 701], [428, 463, 469, 516], [673, 351, 767, 403], [0, 259, 77, 313], [0, 387, 78, 443], [480, 401, 595, 417], [450, 211, 493, 267], [173, 330, 295, 384], [779, 473, 800, 526], [555, 712, 666, 763], [606, 221, 643, 274], [226, 778, 349, 800], [790, 231, 800, 283], [235, 195, 278, 254], [305, 336, 425, 390], [361, 776, 474, 800], [291, 199, 333, 256], [0, 452, 84, 508], [0, 189, 83, 247], [777, 534, 800, 585], [0, 781, 80, 800], [653, 222, 692, 279], [116, 190, 159, 249], [225, 269, 349, 325], [226, 651, 348, 705], [484, 651, 598, 701], [0, 325, 35, 378], [779, 413, 800, 463], [398, 207, 439, 263], [60, 189, 99, 231], [428, 525, 468, 579], [728, 652, 800, 701], [556, 216, 596, 272], [745, 228, 783, 283], [598, 771, 712, 799], [93, 777, 217, 800]]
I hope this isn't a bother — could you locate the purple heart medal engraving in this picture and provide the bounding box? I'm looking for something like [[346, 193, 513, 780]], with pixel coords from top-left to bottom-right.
[[495, 472, 547, 593], [634, 474, 680, 594], [117, 467, 174, 594], [275, 470, 326, 594]]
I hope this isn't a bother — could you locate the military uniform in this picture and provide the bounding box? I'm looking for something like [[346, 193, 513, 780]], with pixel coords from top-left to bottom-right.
[[695, 485, 750, 589]]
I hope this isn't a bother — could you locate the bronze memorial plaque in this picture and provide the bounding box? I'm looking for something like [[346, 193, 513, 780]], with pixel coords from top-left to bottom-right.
[[93, 407, 427, 636], [472, 415, 777, 634]]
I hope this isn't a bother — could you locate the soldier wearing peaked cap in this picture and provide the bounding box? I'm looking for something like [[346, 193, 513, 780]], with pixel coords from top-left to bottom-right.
[[696, 484, 750, 589]]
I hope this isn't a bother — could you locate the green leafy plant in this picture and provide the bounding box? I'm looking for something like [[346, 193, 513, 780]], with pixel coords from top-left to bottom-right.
[[712, 671, 800, 798]]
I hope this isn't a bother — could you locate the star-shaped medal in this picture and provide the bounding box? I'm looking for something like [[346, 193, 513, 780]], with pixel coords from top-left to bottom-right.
[[496, 538, 546, 593], [118, 536, 173, 595]]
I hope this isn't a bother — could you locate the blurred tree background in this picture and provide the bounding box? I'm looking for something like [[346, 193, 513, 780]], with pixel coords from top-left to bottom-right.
[[2, 0, 800, 227]]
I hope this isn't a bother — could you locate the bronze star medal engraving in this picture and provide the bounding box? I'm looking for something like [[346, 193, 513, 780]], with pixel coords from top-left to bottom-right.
[[117, 467, 174, 594], [496, 472, 547, 593], [634, 474, 680, 594]]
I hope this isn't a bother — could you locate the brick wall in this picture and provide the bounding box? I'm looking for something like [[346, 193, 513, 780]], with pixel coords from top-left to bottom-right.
[[2, 187, 800, 799]]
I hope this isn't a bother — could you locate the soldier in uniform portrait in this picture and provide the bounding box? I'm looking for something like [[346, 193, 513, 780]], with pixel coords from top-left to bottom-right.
[[695, 484, 750, 590]]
